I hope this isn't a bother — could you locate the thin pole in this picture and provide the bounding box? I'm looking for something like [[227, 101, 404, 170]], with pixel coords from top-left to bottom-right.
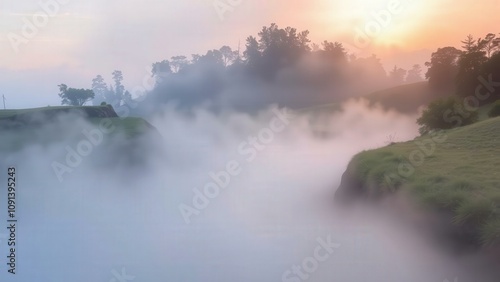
[[2, 95, 5, 109]]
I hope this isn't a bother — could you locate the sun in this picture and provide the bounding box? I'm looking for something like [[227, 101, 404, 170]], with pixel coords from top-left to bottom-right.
[[323, 0, 429, 48]]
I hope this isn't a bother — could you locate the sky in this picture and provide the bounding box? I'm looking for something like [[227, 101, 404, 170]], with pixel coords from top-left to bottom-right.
[[0, 0, 499, 108]]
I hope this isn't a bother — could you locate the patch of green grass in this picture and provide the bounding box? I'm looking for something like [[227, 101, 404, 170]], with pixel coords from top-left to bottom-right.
[[0, 105, 115, 119], [3, 105, 122, 123], [349, 116, 500, 246], [453, 198, 494, 225], [481, 219, 500, 246], [487, 100, 500, 118]]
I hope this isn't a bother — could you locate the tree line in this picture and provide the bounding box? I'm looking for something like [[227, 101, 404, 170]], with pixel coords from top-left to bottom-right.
[[425, 33, 500, 100], [418, 33, 500, 134], [58, 24, 499, 117], [58, 23, 426, 109]]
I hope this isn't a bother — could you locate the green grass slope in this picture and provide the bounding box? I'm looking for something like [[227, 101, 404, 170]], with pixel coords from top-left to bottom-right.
[[0, 106, 160, 151], [336, 116, 500, 246], [0, 105, 118, 120]]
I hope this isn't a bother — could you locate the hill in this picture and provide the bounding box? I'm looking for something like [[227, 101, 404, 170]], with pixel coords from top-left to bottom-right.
[[0, 105, 118, 120], [0, 105, 160, 152], [299, 81, 452, 116], [335, 116, 500, 252], [362, 81, 454, 114]]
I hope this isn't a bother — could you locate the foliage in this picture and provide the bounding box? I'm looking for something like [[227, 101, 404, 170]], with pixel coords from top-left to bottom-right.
[[389, 65, 407, 85], [478, 52, 500, 104], [488, 100, 500, 117], [91, 71, 132, 107], [86, 26, 498, 114], [450, 34, 500, 104], [425, 46, 462, 90], [91, 75, 108, 105], [138, 23, 390, 112], [405, 64, 423, 83], [417, 97, 478, 135], [456, 35, 489, 98], [58, 84, 95, 106]]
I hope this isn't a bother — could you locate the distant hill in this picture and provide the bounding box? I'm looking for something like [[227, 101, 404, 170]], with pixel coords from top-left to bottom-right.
[[299, 81, 453, 116], [362, 81, 454, 114]]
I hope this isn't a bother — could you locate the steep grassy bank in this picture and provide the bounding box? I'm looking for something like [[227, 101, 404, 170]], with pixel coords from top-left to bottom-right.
[[335, 116, 500, 248]]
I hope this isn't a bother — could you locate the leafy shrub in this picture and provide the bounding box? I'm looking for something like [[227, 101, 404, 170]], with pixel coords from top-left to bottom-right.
[[417, 97, 478, 135], [488, 100, 500, 118]]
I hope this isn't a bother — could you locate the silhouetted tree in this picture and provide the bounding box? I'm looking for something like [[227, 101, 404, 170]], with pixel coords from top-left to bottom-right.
[[219, 46, 237, 66], [425, 47, 462, 90], [193, 49, 225, 68], [461, 34, 478, 53], [91, 71, 136, 107], [311, 43, 320, 52], [254, 23, 311, 78], [91, 75, 108, 105], [243, 35, 261, 73], [494, 34, 500, 56], [123, 90, 133, 106], [389, 65, 407, 84], [58, 84, 95, 106], [112, 70, 125, 100], [320, 41, 347, 64], [406, 64, 423, 83], [350, 54, 388, 85], [152, 60, 172, 78], [456, 35, 489, 97], [170, 56, 188, 73], [481, 33, 498, 58], [477, 52, 500, 103], [106, 85, 116, 103]]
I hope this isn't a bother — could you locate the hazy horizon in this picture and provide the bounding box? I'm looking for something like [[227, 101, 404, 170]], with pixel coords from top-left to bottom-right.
[[1, 0, 499, 108]]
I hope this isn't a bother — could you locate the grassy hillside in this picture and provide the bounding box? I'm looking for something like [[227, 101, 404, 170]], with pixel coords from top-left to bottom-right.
[[0, 105, 118, 120], [0, 106, 160, 151], [336, 116, 500, 247]]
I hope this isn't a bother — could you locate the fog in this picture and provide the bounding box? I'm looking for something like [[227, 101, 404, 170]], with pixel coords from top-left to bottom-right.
[[1, 99, 498, 282], [138, 48, 393, 115]]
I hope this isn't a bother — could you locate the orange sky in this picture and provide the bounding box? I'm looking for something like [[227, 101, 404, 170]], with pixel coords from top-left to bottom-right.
[[287, 0, 498, 47]]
